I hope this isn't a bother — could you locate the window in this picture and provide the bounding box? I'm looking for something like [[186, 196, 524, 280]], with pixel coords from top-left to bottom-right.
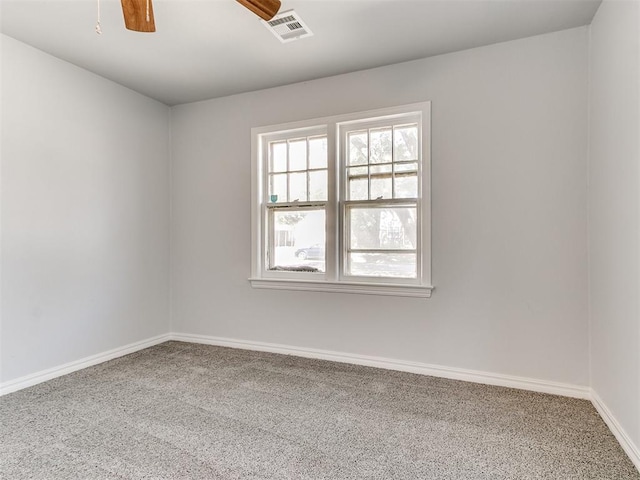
[[250, 103, 432, 297]]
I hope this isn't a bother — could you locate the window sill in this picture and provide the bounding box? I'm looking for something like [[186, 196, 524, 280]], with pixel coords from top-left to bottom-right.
[[249, 278, 433, 298]]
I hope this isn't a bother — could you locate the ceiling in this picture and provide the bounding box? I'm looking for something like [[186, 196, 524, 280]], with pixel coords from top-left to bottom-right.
[[1, 0, 601, 106]]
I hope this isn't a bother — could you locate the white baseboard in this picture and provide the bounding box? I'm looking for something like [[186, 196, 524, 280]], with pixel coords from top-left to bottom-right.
[[591, 389, 640, 472], [0, 333, 171, 396], [170, 332, 591, 399], [4, 330, 637, 472], [0, 331, 593, 400]]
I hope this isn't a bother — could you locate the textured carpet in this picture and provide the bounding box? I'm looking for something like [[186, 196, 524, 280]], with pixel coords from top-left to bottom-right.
[[1, 341, 638, 480]]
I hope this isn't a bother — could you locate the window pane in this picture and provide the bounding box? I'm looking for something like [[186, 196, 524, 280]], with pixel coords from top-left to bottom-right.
[[269, 174, 287, 202], [348, 131, 368, 165], [289, 139, 307, 171], [270, 142, 287, 172], [309, 137, 327, 169], [395, 162, 418, 173], [348, 166, 368, 177], [371, 177, 392, 199], [394, 125, 418, 161], [347, 253, 416, 278], [309, 170, 327, 201], [370, 128, 392, 164], [394, 175, 418, 198], [270, 209, 325, 273], [370, 164, 392, 175], [349, 177, 368, 200], [289, 172, 307, 202], [350, 207, 416, 249]]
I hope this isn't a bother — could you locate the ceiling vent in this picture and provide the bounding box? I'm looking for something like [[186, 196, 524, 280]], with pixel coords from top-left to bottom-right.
[[263, 10, 313, 43]]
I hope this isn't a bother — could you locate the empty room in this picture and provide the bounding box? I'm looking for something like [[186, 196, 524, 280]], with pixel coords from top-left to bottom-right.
[[1, 0, 639, 478]]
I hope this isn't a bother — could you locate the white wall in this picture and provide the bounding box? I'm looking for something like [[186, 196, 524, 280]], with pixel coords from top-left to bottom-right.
[[588, 0, 640, 457], [0, 35, 171, 383], [171, 27, 589, 386]]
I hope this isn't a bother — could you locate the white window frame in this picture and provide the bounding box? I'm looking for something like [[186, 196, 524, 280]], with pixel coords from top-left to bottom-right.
[[250, 102, 433, 298]]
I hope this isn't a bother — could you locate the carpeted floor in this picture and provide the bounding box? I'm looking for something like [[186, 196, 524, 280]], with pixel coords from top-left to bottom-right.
[[1, 341, 638, 479]]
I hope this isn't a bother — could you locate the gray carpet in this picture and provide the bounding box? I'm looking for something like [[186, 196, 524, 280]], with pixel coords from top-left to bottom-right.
[[1, 341, 638, 479]]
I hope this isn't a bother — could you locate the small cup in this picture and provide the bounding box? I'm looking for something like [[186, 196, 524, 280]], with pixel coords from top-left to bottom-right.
[[270, 194, 278, 203]]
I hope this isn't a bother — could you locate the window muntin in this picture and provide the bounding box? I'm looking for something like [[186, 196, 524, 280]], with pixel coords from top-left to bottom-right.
[[251, 103, 432, 297], [346, 124, 419, 201], [263, 130, 328, 275], [340, 115, 421, 282], [345, 204, 417, 278], [268, 135, 328, 203]]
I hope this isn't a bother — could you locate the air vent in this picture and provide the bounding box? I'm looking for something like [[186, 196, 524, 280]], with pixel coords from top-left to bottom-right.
[[263, 9, 313, 43]]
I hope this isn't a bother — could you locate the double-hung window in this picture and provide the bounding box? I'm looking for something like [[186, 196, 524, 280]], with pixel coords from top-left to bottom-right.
[[250, 102, 432, 297]]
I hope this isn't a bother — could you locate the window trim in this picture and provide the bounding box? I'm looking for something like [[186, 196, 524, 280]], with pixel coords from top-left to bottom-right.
[[250, 102, 433, 298]]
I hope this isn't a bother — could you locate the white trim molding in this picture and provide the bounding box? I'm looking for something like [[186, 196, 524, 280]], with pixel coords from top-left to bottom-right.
[[0, 333, 171, 396], [5, 330, 638, 472], [171, 332, 590, 399], [249, 278, 433, 297], [250, 102, 433, 298], [591, 389, 640, 472]]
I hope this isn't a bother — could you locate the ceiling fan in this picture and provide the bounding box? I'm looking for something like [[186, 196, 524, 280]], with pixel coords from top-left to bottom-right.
[[119, 0, 281, 33]]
